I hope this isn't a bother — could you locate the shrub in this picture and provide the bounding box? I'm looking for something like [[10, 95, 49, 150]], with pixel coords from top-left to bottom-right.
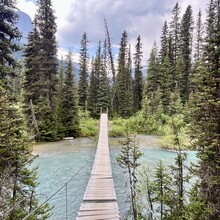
[[79, 111, 98, 137]]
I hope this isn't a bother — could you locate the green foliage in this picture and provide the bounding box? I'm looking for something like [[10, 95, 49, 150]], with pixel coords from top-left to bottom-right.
[[108, 117, 126, 137], [116, 31, 133, 117], [78, 32, 89, 110], [117, 131, 142, 219], [0, 1, 50, 217], [0, 0, 20, 77], [179, 5, 194, 104], [154, 161, 174, 219], [88, 43, 101, 118], [159, 114, 191, 150], [133, 35, 143, 112], [169, 2, 181, 64], [79, 111, 98, 137], [97, 51, 111, 113], [189, 0, 220, 218], [23, 0, 59, 141], [144, 42, 160, 98], [60, 51, 80, 138]]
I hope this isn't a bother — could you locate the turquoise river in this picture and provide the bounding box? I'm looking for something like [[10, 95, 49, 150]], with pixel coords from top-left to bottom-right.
[[32, 135, 197, 220]]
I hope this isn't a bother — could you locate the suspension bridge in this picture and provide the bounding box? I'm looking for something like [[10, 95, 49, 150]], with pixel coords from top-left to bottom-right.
[[76, 113, 120, 219], [22, 112, 120, 220]]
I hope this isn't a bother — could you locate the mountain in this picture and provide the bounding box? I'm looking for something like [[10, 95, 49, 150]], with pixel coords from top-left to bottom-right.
[[16, 11, 33, 44]]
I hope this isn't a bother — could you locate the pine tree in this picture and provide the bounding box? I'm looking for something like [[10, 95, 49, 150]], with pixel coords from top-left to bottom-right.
[[117, 131, 142, 220], [144, 42, 160, 98], [168, 113, 190, 219], [88, 42, 101, 117], [78, 32, 89, 110], [0, 1, 20, 81], [179, 5, 194, 104], [160, 55, 172, 112], [169, 3, 181, 64], [23, 0, 59, 141], [116, 31, 133, 117], [23, 19, 41, 102], [88, 58, 98, 117], [169, 3, 181, 92], [194, 9, 204, 61], [23, 20, 41, 139], [154, 161, 173, 220], [97, 54, 110, 113], [35, 0, 58, 111], [191, 10, 204, 94], [58, 56, 65, 97], [191, 0, 220, 218], [60, 51, 80, 137], [133, 35, 143, 112], [0, 1, 49, 218], [160, 21, 169, 62]]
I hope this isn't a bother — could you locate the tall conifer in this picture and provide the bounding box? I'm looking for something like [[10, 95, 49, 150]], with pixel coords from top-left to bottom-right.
[[133, 35, 143, 112], [78, 32, 89, 110], [169, 3, 181, 64], [179, 5, 194, 104], [144, 42, 160, 98], [116, 31, 133, 117], [160, 21, 169, 62], [194, 10, 204, 61], [24, 0, 59, 141], [191, 0, 220, 218], [0, 1, 49, 218], [60, 51, 80, 137]]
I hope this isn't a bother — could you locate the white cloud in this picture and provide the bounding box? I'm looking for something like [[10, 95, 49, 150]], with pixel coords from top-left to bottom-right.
[[17, 0, 36, 20], [57, 47, 80, 63], [17, 0, 208, 63]]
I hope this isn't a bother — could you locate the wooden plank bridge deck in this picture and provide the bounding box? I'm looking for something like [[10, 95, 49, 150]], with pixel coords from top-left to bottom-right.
[[77, 113, 120, 220]]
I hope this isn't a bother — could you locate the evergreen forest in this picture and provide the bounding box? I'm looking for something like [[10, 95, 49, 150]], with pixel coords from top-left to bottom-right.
[[0, 0, 220, 219]]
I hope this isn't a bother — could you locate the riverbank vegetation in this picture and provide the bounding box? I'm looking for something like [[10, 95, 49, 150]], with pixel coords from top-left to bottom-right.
[[1, 0, 220, 219]]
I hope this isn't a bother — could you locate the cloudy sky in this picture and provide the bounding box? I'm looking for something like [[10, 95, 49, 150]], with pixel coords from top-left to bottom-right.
[[17, 0, 208, 63]]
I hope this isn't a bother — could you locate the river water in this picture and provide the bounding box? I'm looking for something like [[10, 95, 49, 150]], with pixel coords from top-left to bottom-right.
[[32, 135, 197, 220]]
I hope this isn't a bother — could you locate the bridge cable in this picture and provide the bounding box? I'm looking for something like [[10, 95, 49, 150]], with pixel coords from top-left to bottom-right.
[[22, 165, 85, 220]]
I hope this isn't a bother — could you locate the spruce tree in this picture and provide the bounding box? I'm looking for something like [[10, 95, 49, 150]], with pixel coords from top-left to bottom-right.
[[160, 55, 172, 112], [179, 5, 194, 104], [0, 1, 49, 218], [191, 0, 220, 218], [169, 3, 181, 91], [88, 58, 98, 117], [23, 20, 41, 106], [24, 0, 59, 141], [58, 56, 65, 97], [36, 0, 58, 110], [88, 42, 101, 117], [23, 20, 41, 139], [60, 51, 80, 137], [194, 9, 204, 62], [97, 54, 110, 113], [144, 42, 160, 98], [169, 2, 181, 64], [78, 32, 89, 110], [117, 132, 142, 219], [160, 21, 169, 62], [133, 35, 143, 112], [154, 161, 173, 220], [116, 31, 133, 117]]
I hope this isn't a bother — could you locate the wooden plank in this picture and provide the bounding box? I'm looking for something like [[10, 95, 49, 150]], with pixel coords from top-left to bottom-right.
[[76, 214, 120, 220], [79, 202, 118, 210], [77, 113, 120, 219], [78, 210, 120, 216]]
